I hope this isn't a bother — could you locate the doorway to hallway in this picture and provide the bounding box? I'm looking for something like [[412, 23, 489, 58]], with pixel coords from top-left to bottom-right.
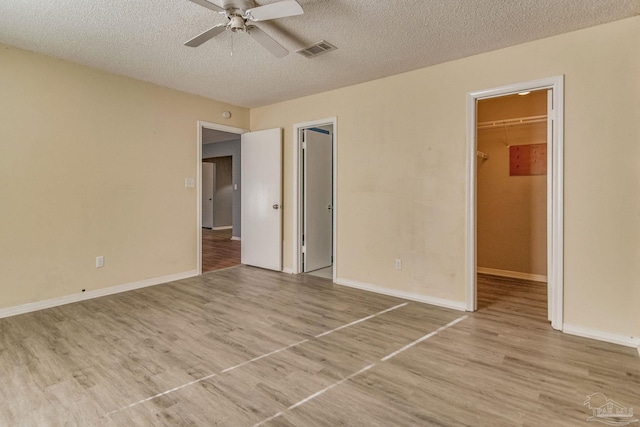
[[199, 123, 244, 274]]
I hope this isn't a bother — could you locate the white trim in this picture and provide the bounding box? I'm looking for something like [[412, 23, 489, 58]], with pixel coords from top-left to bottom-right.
[[282, 267, 294, 274], [563, 324, 640, 349], [197, 123, 203, 275], [197, 120, 249, 276], [466, 76, 564, 331], [336, 278, 466, 311], [231, 236, 241, 241], [212, 226, 233, 230], [0, 270, 198, 320], [292, 118, 338, 283], [477, 267, 547, 283], [546, 90, 553, 322]]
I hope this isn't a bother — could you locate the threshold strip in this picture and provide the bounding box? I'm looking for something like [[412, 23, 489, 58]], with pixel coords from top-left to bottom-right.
[[253, 314, 468, 426], [254, 364, 376, 427], [103, 372, 218, 417], [104, 302, 408, 417], [381, 315, 468, 361], [314, 303, 408, 338]]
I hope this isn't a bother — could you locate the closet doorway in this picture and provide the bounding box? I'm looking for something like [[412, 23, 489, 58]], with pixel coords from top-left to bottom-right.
[[476, 90, 548, 320], [466, 76, 564, 330]]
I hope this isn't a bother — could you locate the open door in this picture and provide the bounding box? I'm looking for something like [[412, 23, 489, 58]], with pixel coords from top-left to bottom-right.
[[241, 128, 282, 271], [303, 128, 333, 272], [202, 162, 215, 229]]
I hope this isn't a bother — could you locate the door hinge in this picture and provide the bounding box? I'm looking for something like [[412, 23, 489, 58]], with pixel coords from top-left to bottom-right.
[[302, 141, 307, 149], [302, 245, 306, 254]]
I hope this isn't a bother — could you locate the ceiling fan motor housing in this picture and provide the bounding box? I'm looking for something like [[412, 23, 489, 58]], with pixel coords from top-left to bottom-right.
[[229, 15, 246, 32]]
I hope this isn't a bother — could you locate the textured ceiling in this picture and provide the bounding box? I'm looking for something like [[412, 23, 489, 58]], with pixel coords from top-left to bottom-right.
[[1, 0, 639, 108]]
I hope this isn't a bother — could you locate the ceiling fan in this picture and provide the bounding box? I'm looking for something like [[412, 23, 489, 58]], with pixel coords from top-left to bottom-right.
[[185, 0, 304, 58]]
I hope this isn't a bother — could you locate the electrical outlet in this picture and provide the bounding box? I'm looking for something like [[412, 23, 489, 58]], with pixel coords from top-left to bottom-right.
[[395, 258, 402, 270], [185, 177, 195, 188], [96, 256, 104, 268]]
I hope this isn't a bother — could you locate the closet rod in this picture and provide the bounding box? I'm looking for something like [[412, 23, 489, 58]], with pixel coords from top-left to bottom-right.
[[476, 151, 489, 160], [477, 114, 547, 130]]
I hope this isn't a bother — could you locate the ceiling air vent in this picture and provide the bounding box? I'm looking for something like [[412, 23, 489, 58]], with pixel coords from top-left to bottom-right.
[[296, 40, 337, 58]]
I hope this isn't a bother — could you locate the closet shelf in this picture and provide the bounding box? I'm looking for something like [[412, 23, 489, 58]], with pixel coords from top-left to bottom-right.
[[477, 114, 547, 130]]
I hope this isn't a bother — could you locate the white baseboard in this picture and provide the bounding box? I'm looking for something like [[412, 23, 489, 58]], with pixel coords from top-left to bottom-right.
[[212, 226, 232, 231], [477, 267, 547, 282], [562, 324, 640, 349], [0, 270, 198, 320], [282, 267, 294, 274], [336, 278, 466, 311], [231, 236, 241, 241]]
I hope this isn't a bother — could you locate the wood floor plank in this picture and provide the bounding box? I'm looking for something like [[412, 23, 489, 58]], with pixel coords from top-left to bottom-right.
[[202, 228, 241, 272], [0, 268, 637, 426]]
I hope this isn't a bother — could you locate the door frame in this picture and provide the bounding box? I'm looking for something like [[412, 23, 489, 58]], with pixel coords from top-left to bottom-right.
[[292, 117, 338, 281], [197, 120, 248, 275], [465, 76, 564, 330]]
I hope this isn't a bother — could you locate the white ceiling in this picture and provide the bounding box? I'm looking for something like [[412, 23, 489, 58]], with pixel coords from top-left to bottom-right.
[[1, 1, 638, 108]]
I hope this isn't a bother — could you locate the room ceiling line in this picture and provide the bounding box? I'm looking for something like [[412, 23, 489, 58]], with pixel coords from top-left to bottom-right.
[[0, 1, 638, 107]]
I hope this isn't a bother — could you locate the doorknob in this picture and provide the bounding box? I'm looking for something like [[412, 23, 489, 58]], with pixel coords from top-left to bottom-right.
[[273, 204, 280, 210], [327, 205, 332, 210], [209, 198, 212, 201]]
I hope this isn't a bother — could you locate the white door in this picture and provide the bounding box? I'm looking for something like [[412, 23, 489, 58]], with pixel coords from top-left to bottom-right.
[[303, 129, 333, 272], [202, 162, 215, 229], [241, 128, 282, 271]]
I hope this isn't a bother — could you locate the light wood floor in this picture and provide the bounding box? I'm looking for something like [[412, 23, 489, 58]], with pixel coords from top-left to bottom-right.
[[477, 273, 548, 321], [202, 228, 241, 272], [1, 267, 638, 426]]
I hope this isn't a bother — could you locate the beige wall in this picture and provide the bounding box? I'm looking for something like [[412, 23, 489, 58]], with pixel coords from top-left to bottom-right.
[[2, 17, 638, 341], [251, 17, 640, 339], [477, 92, 547, 276], [0, 44, 248, 308]]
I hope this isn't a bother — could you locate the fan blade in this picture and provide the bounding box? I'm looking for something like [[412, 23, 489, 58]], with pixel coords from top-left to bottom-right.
[[184, 24, 227, 47], [186, 0, 225, 13], [246, 0, 303, 21], [247, 26, 288, 58]]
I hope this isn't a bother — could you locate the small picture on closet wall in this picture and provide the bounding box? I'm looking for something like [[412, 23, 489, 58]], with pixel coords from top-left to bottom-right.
[[509, 143, 547, 176]]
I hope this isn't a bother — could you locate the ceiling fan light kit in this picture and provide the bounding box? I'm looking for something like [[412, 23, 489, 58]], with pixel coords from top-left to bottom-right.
[[185, 0, 304, 57]]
